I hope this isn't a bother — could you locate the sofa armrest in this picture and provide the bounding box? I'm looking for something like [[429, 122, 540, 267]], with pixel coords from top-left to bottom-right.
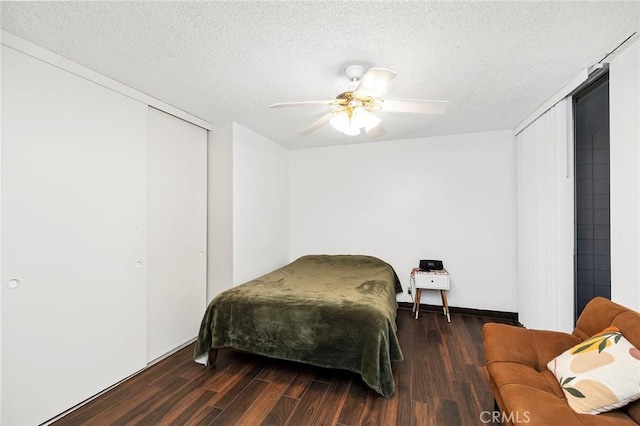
[[483, 323, 582, 371]]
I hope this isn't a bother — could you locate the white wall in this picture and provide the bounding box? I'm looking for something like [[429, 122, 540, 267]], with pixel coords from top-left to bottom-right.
[[233, 123, 289, 286], [0, 31, 4, 424], [208, 121, 234, 302], [289, 131, 518, 312], [610, 38, 640, 311]]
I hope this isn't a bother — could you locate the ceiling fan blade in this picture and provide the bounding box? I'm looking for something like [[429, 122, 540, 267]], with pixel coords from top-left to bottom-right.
[[354, 68, 397, 97], [299, 112, 334, 135], [270, 100, 335, 108], [381, 98, 449, 114]]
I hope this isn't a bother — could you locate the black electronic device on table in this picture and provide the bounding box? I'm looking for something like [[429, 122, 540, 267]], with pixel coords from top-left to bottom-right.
[[419, 259, 444, 271]]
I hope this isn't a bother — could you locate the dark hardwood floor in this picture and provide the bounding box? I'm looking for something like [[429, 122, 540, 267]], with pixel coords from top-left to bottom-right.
[[53, 308, 518, 426]]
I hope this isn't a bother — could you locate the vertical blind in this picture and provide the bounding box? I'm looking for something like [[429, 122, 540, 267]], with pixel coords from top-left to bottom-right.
[[516, 97, 575, 332]]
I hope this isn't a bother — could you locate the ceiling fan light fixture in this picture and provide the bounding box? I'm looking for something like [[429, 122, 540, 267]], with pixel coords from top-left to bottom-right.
[[330, 106, 381, 136], [352, 107, 381, 132], [330, 110, 360, 136]]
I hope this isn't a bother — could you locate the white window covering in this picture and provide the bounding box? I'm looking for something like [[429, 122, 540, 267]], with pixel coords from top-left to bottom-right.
[[516, 97, 575, 332]]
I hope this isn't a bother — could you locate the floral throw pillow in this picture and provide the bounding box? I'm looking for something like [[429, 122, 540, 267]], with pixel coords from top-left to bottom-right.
[[547, 326, 640, 415]]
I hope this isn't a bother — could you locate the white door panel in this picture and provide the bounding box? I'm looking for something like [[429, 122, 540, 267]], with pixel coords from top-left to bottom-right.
[[1, 46, 148, 425], [147, 107, 207, 362]]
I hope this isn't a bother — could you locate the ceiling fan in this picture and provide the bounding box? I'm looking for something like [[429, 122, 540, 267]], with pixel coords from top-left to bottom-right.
[[269, 65, 449, 137]]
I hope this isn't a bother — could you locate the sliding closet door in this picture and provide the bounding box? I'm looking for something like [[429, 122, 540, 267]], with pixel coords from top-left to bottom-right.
[[147, 108, 207, 362], [1, 47, 148, 425]]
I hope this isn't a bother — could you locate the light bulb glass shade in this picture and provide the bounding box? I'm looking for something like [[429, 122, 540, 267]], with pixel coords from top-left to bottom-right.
[[352, 107, 381, 132], [330, 110, 360, 136]]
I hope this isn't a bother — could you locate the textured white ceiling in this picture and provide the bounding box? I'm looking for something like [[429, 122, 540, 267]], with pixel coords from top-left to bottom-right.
[[2, 1, 639, 149]]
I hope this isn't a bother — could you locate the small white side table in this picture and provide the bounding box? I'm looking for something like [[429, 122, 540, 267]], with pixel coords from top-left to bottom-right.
[[410, 269, 451, 322]]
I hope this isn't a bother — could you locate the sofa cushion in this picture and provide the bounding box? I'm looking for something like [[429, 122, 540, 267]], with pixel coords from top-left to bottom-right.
[[483, 322, 582, 370], [573, 298, 630, 340], [499, 383, 584, 425], [500, 383, 637, 425], [547, 326, 640, 415], [486, 361, 565, 399]]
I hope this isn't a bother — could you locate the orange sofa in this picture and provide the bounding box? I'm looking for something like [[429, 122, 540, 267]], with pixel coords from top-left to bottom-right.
[[483, 297, 640, 425]]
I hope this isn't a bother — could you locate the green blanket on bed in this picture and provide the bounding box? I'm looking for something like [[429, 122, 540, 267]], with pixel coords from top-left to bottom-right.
[[194, 254, 404, 398]]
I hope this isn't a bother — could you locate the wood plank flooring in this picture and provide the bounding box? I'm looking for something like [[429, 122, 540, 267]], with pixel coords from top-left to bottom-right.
[[53, 309, 518, 426]]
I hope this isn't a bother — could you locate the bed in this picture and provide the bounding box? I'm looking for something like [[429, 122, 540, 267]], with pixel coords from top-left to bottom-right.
[[193, 254, 404, 398]]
